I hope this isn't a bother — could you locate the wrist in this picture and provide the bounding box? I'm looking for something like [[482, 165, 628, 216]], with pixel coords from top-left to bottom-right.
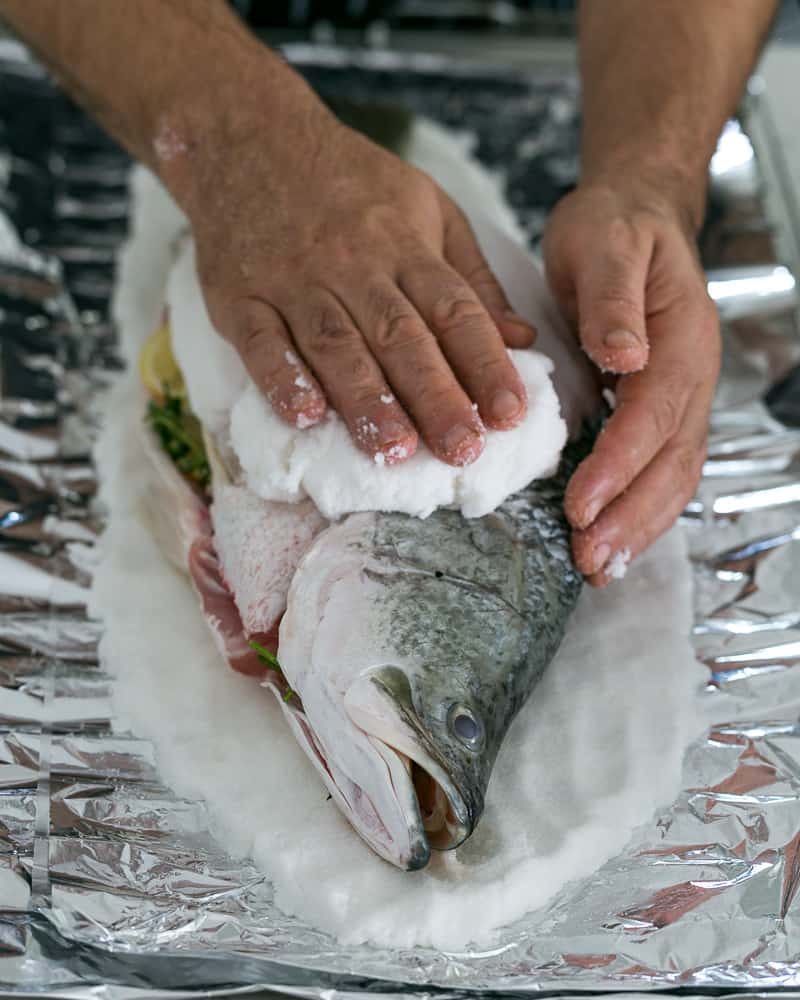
[[578, 156, 708, 237]]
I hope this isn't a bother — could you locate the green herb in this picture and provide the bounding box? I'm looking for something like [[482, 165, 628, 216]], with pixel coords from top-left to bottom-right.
[[146, 388, 211, 490], [249, 639, 295, 702]]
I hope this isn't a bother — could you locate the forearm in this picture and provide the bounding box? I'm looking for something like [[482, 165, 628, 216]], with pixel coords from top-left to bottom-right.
[[578, 0, 778, 230], [0, 0, 324, 209]]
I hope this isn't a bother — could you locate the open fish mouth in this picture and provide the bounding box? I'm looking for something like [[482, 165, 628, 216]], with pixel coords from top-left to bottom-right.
[[410, 761, 469, 851], [344, 667, 473, 855], [263, 665, 471, 870]]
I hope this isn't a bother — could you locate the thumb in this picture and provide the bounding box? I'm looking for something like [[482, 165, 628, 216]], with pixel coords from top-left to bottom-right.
[[574, 244, 651, 374]]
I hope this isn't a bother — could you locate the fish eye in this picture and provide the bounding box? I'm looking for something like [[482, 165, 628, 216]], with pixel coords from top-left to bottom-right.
[[448, 704, 484, 749]]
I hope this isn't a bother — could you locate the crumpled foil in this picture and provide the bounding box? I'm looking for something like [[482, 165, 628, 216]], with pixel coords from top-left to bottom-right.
[[1, 38, 800, 999]]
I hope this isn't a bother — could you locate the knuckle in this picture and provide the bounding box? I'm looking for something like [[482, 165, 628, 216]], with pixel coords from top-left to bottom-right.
[[605, 216, 650, 262], [652, 391, 683, 442], [236, 322, 269, 361], [671, 441, 705, 491], [345, 354, 376, 387], [407, 362, 455, 407], [305, 307, 360, 356], [232, 300, 281, 365], [375, 314, 429, 354], [648, 363, 690, 440], [366, 290, 426, 353], [590, 285, 641, 320], [627, 507, 652, 552], [463, 260, 503, 297], [430, 293, 487, 335]]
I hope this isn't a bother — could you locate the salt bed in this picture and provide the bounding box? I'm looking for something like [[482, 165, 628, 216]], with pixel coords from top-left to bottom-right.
[[91, 119, 704, 951]]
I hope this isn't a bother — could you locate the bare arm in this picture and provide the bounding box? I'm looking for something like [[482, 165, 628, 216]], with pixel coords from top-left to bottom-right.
[[580, 0, 777, 234], [0, 2, 298, 169], [0, 0, 536, 467], [545, 0, 778, 583]]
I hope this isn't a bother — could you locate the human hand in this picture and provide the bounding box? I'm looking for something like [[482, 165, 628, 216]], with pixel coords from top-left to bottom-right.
[[159, 74, 535, 468], [543, 179, 721, 585]]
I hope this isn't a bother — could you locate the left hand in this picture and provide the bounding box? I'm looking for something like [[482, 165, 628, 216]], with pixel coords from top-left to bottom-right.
[[543, 178, 721, 586]]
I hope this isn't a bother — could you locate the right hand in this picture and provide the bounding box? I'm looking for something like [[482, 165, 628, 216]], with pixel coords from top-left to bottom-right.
[[158, 72, 535, 467], [543, 177, 721, 584]]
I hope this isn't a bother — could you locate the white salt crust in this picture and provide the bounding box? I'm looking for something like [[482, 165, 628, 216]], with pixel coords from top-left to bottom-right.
[[94, 119, 705, 951], [210, 484, 326, 633], [230, 347, 565, 519]]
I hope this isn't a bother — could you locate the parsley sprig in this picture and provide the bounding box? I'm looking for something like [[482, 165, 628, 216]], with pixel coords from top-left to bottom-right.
[[249, 640, 295, 702], [147, 389, 211, 489]]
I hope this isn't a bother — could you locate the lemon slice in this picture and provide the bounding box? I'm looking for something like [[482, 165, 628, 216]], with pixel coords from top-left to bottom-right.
[[139, 322, 185, 401]]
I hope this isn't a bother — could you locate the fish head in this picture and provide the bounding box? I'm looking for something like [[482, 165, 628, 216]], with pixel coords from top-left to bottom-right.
[[281, 510, 533, 867], [343, 658, 501, 852]]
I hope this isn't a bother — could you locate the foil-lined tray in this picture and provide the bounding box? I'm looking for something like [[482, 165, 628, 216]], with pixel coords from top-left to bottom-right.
[[1, 38, 800, 999]]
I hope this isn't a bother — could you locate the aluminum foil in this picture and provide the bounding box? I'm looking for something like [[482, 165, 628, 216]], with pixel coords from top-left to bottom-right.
[[1, 38, 800, 999]]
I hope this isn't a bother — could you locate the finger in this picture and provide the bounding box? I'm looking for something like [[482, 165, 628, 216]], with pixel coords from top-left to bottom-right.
[[337, 277, 486, 465], [398, 255, 528, 431], [572, 407, 708, 585], [443, 203, 537, 349], [223, 296, 327, 429], [280, 288, 419, 465], [573, 227, 654, 374], [565, 293, 718, 530]]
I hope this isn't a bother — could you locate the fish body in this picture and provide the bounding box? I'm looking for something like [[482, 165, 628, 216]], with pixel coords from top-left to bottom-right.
[[138, 326, 587, 869]]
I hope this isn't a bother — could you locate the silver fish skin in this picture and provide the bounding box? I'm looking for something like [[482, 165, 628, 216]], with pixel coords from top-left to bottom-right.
[[278, 438, 587, 870]]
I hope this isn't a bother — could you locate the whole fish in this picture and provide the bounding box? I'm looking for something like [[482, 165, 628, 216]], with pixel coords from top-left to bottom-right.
[[139, 332, 587, 869]]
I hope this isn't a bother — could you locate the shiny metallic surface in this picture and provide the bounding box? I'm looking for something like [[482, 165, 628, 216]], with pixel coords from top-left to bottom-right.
[[0, 40, 800, 998], [709, 119, 760, 201], [708, 265, 798, 321]]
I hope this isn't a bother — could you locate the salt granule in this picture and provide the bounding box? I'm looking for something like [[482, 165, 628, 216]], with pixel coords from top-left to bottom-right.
[[607, 546, 631, 580]]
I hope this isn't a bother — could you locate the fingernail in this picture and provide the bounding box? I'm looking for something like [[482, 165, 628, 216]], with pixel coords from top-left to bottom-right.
[[380, 420, 410, 443], [603, 329, 642, 351], [377, 421, 416, 466], [442, 423, 485, 466], [591, 543, 611, 574], [490, 388, 523, 424]]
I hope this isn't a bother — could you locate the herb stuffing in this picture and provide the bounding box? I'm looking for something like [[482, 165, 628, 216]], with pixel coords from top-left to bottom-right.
[[249, 639, 295, 702], [147, 388, 211, 490]]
